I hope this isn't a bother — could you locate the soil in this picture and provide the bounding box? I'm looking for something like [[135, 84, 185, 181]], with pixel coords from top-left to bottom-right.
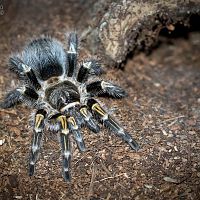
[[0, 1, 200, 200]]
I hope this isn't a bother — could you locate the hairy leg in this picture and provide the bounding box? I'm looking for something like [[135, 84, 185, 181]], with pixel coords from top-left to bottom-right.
[[67, 32, 78, 77], [79, 106, 100, 133], [77, 60, 103, 83], [9, 57, 41, 90], [29, 109, 46, 176], [87, 99, 139, 151], [57, 115, 72, 181], [67, 116, 86, 152], [86, 81, 127, 98], [1, 86, 39, 108]]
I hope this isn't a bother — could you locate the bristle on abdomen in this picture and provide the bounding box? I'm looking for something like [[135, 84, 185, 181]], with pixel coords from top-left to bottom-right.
[[21, 37, 67, 81]]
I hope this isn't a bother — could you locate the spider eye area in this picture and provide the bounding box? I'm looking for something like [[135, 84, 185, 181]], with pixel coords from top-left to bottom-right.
[[46, 77, 60, 85]]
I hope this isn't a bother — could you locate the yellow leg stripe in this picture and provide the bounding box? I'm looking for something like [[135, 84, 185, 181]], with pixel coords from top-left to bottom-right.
[[57, 115, 69, 135], [35, 114, 44, 129], [67, 116, 78, 130], [67, 117, 76, 126], [80, 107, 88, 118], [92, 103, 106, 116]]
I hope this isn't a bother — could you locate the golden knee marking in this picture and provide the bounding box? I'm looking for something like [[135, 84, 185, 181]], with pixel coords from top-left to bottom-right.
[[67, 116, 76, 126], [67, 116, 78, 130], [80, 107, 88, 118], [35, 114, 44, 129], [92, 103, 106, 116], [57, 115, 69, 135]]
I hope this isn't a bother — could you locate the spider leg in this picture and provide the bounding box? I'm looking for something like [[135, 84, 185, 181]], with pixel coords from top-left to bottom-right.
[[57, 115, 72, 181], [77, 60, 103, 83], [67, 32, 78, 77], [67, 116, 86, 152], [1, 89, 21, 108], [86, 80, 127, 98], [29, 109, 46, 176], [1, 86, 39, 108], [79, 106, 100, 133], [87, 99, 139, 151], [9, 57, 41, 90]]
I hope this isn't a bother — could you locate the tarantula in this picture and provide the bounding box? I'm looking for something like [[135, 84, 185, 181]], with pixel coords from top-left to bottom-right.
[[1, 32, 139, 181]]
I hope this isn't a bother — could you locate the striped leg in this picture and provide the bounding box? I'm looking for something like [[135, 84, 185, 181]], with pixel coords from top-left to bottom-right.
[[77, 60, 103, 83], [29, 109, 46, 176], [86, 81, 127, 98], [57, 115, 72, 181], [79, 106, 100, 133], [67, 116, 86, 152], [9, 57, 41, 90], [1, 89, 21, 108], [1, 86, 39, 109], [87, 99, 139, 151], [67, 32, 78, 77]]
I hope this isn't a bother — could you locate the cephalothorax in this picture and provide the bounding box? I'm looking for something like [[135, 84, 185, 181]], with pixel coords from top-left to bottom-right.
[[1, 33, 139, 181]]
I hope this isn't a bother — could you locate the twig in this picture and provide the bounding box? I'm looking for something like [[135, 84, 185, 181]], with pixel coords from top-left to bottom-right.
[[100, 159, 112, 176], [157, 115, 185, 125], [94, 173, 128, 183], [163, 115, 185, 123], [87, 163, 97, 200]]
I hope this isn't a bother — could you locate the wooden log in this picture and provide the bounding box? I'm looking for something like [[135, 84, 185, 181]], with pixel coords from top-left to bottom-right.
[[80, 0, 200, 66]]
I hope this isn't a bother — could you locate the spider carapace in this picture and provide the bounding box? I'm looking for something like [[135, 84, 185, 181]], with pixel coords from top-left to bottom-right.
[[1, 33, 139, 181]]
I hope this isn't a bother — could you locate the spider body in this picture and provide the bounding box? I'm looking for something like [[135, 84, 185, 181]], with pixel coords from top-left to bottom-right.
[[1, 33, 139, 181]]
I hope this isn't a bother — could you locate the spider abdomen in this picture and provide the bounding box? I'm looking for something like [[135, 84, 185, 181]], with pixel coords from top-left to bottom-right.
[[21, 37, 67, 81]]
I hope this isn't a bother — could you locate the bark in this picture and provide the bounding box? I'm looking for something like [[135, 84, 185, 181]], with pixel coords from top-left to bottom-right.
[[79, 0, 200, 66]]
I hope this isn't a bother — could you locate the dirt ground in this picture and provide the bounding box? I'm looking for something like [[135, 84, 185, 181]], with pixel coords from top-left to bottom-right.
[[0, 1, 200, 200]]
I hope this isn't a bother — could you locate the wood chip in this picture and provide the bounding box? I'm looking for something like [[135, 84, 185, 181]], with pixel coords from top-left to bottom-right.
[[163, 176, 179, 183]]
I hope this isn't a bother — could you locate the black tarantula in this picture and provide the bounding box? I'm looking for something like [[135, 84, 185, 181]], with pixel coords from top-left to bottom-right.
[[1, 33, 139, 181]]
